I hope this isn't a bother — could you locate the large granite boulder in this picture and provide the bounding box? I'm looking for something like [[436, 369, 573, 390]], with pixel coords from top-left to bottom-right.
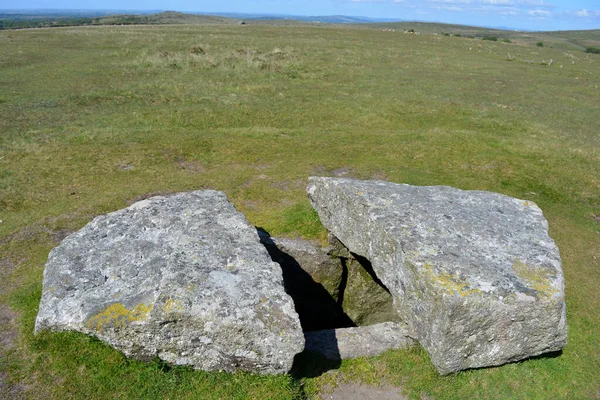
[[35, 191, 304, 375], [307, 177, 567, 375]]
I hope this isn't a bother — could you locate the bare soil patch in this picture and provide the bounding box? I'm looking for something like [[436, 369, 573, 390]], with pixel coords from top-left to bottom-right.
[[0, 371, 27, 400], [0, 303, 18, 350], [319, 382, 408, 400], [177, 160, 207, 173], [0, 303, 23, 399], [127, 191, 178, 205], [0, 258, 24, 399]]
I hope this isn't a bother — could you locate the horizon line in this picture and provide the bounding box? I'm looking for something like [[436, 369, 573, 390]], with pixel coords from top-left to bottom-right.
[[1, 8, 599, 32]]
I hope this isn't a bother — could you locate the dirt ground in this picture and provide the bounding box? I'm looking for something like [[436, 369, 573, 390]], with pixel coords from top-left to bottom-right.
[[319, 382, 409, 400], [0, 303, 24, 398], [0, 256, 25, 399]]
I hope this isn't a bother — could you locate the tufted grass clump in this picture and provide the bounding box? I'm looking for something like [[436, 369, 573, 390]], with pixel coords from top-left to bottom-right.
[[135, 46, 298, 73]]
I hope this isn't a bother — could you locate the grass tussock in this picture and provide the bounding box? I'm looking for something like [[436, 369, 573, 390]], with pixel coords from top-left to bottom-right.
[[136, 46, 300, 74]]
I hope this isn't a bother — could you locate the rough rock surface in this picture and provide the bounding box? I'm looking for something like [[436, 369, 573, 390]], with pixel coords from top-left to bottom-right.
[[35, 191, 304, 375], [307, 177, 567, 374], [304, 322, 415, 360]]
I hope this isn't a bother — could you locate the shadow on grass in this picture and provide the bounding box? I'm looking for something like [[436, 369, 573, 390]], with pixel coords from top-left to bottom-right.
[[524, 349, 563, 362], [290, 349, 342, 379], [453, 349, 565, 375]]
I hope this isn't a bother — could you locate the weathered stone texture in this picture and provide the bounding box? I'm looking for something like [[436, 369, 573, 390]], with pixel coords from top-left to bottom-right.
[[307, 177, 567, 374], [35, 191, 304, 375]]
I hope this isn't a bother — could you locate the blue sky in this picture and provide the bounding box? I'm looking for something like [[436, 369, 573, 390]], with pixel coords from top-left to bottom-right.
[[3, 0, 600, 31]]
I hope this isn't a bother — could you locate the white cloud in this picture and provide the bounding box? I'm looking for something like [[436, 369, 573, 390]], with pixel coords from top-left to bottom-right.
[[570, 9, 600, 18], [528, 9, 550, 16], [426, 0, 472, 4], [339, 0, 600, 22], [480, 0, 513, 5], [499, 8, 519, 15], [343, 0, 554, 8], [517, 0, 551, 6]]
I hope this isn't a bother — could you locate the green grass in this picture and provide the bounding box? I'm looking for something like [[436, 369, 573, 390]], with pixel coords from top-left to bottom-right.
[[1, 22, 599, 399]]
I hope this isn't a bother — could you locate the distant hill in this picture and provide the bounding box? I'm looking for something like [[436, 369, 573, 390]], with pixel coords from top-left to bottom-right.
[[198, 12, 401, 24], [358, 21, 600, 52], [0, 11, 239, 29], [0, 9, 401, 30], [360, 21, 522, 36], [538, 29, 600, 51], [96, 11, 237, 25], [1, 9, 599, 53]]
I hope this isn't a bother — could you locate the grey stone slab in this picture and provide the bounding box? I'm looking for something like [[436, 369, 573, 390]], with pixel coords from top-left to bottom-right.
[[35, 191, 304, 375], [307, 177, 567, 374], [304, 322, 415, 360]]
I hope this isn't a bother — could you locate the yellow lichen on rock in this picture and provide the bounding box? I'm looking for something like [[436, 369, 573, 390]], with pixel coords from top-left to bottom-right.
[[164, 298, 185, 313], [86, 302, 153, 332], [512, 259, 559, 299], [423, 263, 482, 297]]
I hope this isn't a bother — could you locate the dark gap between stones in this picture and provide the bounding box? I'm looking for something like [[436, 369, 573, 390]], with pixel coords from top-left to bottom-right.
[[336, 258, 348, 308], [352, 252, 392, 294], [258, 228, 355, 331], [257, 228, 400, 332]]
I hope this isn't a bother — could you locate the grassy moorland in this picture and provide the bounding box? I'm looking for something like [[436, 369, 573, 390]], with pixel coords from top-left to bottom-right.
[[0, 21, 599, 399], [364, 22, 600, 51]]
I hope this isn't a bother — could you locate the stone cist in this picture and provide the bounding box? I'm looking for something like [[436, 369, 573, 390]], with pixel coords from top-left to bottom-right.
[[35, 179, 567, 376]]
